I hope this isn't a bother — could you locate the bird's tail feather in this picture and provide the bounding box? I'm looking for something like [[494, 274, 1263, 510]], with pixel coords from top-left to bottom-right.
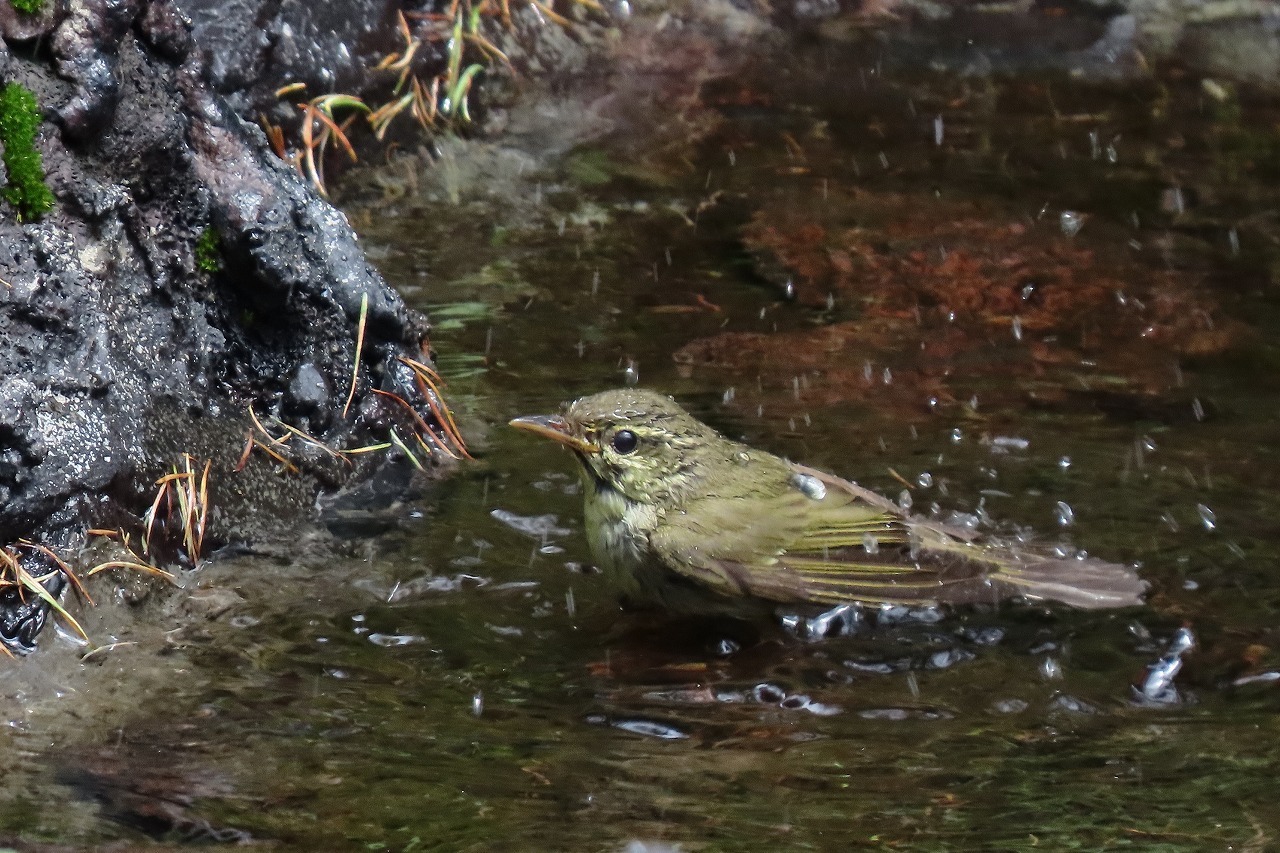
[[988, 552, 1148, 610], [779, 545, 1147, 610]]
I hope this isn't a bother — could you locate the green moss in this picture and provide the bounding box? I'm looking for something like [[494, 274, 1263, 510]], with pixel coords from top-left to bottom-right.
[[0, 83, 55, 221], [195, 227, 223, 273], [10, 0, 45, 14]]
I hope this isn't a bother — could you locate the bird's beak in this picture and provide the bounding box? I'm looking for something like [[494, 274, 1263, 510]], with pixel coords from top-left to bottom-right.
[[509, 414, 598, 455]]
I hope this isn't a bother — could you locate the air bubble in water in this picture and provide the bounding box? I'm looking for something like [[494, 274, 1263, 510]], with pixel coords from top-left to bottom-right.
[[1055, 501, 1074, 527]]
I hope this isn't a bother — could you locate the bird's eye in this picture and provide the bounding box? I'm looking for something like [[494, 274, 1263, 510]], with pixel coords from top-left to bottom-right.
[[611, 429, 638, 455]]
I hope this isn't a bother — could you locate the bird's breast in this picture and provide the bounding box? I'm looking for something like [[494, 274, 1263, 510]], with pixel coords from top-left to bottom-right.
[[584, 484, 682, 604]]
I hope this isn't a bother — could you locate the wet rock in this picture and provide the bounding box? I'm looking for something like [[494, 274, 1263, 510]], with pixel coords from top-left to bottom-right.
[[138, 0, 193, 63], [51, 0, 143, 139], [0, 0, 448, 652], [181, 0, 393, 119], [0, 0, 62, 42], [287, 362, 330, 415]]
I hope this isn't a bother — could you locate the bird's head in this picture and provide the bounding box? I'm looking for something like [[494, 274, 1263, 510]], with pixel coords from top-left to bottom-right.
[[510, 389, 722, 506]]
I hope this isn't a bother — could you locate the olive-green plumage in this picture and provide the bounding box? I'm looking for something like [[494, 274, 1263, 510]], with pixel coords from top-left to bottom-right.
[[511, 389, 1146, 615]]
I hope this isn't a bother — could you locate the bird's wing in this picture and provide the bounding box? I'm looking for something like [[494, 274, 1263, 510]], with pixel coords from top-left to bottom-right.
[[652, 463, 1145, 609], [650, 466, 989, 606]]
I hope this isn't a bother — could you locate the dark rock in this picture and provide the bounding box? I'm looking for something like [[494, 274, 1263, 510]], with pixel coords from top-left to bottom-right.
[[0, 0, 62, 43], [51, 0, 143, 139], [0, 0, 447, 653], [182, 0, 400, 119], [287, 362, 330, 414], [138, 0, 193, 63]]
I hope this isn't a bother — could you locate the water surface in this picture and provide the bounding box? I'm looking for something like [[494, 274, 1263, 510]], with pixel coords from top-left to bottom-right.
[[6, 6, 1280, 850]]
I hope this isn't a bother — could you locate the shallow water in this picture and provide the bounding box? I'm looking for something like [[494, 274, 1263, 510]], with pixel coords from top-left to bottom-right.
[[7, 6, 1280, 850]]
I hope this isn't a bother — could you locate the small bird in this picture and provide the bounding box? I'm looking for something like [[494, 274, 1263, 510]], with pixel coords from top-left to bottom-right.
[[510, 389, 1146, 617]]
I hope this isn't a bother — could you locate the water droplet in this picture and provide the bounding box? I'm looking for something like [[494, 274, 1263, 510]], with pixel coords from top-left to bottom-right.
[[715, 638, 740, 656], [898, 489, 913, 510], [991, 436, 1029, 452], [933, 115, 944, 146], [950, 428, 963, 443], [863, 361, 874, 383], [491, 509, 571, 538], [1050, 695, 1096, 714], [993, 698, 1029, 714], [928, 649, 972, 669], [1054, 501, 1074, 527], [1088, 129, 1100, 159], [1160, 511, 1179, 532], [368, 633, 425, 647], [753, 683, 786, 704], [862, 534, 880, 555], [1041, 657, 1063, 680], [613, 719, 688, 740], [1191, 398, 1205, 421], [1058, 455, 1071, 470], [881, 367, 892, 385], [1059, 210, 1083, 237], [1182, 578, 1198, 591], [802, 604, 858, 639], [783, 279, 795, 299], [1170, 627, 1195, 656], [1011, 315, 1023, 341], [472, 691, 484, 716], [791, 472, 826, 501], [623, 361, 639, 385], [1196, 504, 1216, 531], [917, 472, 933, 488]]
